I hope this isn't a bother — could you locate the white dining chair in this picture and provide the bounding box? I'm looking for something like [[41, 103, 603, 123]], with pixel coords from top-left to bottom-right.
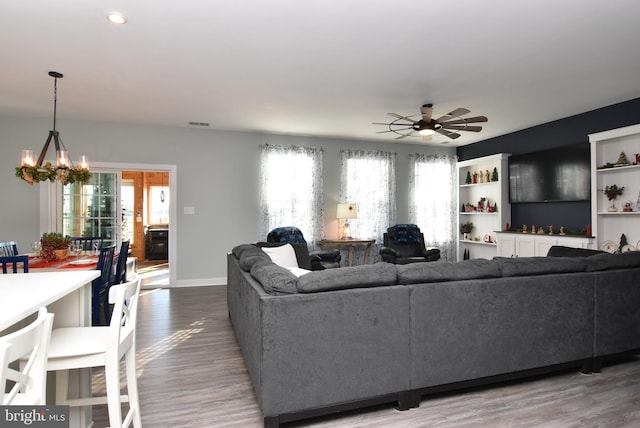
[[1, 307, 54, 405], [47, 274, 142, 428]]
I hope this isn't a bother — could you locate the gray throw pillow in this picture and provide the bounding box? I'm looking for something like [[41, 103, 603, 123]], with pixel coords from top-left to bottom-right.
[[584, 251, 640, 272]]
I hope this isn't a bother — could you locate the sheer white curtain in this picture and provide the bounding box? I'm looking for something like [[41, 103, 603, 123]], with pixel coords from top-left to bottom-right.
[[340, 150, 396, 247], [259, 145, 324, 243], [409, 153, 458, 261]]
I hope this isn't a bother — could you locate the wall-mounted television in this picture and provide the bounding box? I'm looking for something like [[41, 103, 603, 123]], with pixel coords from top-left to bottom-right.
[[509, 143, 591, 203]]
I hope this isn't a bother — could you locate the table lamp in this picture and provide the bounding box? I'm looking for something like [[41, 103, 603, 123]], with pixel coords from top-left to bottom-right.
[[337, 203, 357, 239]]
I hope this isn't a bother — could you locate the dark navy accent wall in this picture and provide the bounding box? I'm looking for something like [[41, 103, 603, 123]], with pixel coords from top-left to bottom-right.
[[457, 97, 640, 232]]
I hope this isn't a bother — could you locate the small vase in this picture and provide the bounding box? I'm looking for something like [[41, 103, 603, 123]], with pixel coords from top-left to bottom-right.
[[54, 249, 69, 261], [608, 198, 617, 212]]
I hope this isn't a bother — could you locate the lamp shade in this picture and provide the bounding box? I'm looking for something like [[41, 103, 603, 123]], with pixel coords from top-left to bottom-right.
[[337, 203, 357, 219]]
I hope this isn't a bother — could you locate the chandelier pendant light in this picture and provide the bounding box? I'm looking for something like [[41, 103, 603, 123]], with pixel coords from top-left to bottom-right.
[[16, 71, 91, 186]]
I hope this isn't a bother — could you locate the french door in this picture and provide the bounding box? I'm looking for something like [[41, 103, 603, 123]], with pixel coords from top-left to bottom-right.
[[61, 171, 121, 247]]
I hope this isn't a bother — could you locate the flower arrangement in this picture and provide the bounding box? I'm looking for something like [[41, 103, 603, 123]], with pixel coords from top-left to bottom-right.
[[604, 184, 624, 200], [15, 163, 91, 186], [40, 232, 72, 261]]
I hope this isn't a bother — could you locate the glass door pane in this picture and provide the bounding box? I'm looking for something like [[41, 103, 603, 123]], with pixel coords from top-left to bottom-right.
[[62, 172, 120, 247]]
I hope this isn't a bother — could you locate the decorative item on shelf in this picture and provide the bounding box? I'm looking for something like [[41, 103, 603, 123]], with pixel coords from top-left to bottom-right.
[[537, 226, 545, 235], [506, 222, 510, 231], [465, 171, 472, 184], [531, 225, 536, 234], [548, 225, 554, 235], [40, 232, 72, 261], [484, 169, 490, 183], [472, 171, 478, 184], [604, 184, 624, 212], [615, 151, 631, 166], [618, 233, 629, 254], [478, 197, 486, 212], [522, 224, 528, 233], [560, 226, 566, 236], [635, 154, 640, 166], [463, 248, 470, 260], [337, 203, 357, 239], [15, 71, 91, 186], [460, 222, 474, 241], [464, 203, 476, 212], [623, 200, 633, 212], [491, 167, 499, 182]]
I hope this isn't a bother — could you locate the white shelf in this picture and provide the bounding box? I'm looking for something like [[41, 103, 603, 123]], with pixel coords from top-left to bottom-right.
[[457, 153, 510, 261], [589, 124, 640, 250]]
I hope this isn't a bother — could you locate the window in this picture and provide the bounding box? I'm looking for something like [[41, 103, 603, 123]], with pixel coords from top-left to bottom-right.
[[260, 145, 323, 242], [409, 154, 457, 260], [340, 150, 396, 242]]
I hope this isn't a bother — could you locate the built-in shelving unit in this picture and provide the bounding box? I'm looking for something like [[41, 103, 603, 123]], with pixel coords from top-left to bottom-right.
[[589, 124, 640, 252], [457, 153, 510, 261]]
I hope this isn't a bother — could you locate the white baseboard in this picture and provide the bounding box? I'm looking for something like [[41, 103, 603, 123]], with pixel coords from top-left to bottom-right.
[[174, 277, 227, 287]]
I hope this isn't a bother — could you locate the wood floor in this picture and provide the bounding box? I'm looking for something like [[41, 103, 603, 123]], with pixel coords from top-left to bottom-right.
[[91, 286, 640, 427]]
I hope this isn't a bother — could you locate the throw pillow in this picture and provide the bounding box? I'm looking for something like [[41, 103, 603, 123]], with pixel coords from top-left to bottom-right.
[[262, 243, 299, 268]]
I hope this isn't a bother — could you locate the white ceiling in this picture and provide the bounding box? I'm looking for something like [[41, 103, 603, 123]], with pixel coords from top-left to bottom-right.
[[2, 0, 640, 147]]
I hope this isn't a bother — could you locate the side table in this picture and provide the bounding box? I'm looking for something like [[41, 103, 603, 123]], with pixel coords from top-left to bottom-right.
[[317, 239, 376, 267]]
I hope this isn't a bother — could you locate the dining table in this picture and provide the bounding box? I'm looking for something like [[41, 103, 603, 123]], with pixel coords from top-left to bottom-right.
[[0, 270, 99, 427]]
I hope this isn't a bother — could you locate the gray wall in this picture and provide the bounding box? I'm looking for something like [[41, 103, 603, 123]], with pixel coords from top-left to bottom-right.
[[0, 115, 453, 284]]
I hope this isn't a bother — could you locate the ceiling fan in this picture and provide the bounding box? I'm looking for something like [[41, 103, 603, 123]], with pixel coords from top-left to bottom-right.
[[373, 104, 488, 142]]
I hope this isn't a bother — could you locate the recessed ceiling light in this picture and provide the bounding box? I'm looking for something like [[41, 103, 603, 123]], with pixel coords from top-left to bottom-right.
[[107, 11, 127, 24]]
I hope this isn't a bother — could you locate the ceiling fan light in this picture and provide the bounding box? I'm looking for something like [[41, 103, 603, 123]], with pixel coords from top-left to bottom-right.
[[419, 128, 435, 136]]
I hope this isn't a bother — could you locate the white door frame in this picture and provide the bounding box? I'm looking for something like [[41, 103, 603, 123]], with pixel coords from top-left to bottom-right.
[[40, 161, 177, 287]]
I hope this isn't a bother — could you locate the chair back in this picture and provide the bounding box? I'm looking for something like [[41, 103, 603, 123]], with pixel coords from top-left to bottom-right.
[[0, 307, 54, 405], [267, 227, 307, 244], [71, 237, 103, 252], [107, 274, 141, 354], [0, 241, 19, 256], [93, 245, 116, 325], [383, 224, 427, 257], [113, 240, 130, 285], [1, 255, 29, 274]]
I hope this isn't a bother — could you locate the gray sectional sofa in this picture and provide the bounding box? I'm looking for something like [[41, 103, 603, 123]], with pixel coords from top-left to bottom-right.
[[227, 244, 640, 427]]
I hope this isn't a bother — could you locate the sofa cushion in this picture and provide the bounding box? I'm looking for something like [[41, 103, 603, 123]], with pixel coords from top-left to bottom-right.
[[256, 242, 312, 270], [232, 244, 271, 271], [584, 251, 640, 272], [494, 256, 587, 277], [547, 245, 605, 258], [297, 262, 397, 293], [250, 260, 299, 295], [396, 259, 501, 285]]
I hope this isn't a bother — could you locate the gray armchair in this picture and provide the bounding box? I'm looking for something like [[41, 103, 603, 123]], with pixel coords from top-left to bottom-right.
[[266, 226, 341, 270]]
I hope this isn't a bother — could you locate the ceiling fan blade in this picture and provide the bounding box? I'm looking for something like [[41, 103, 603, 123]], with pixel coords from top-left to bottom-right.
[[420, 105, 433, 122], [439, 115, 488, 125], [441, 125, 483, 132], [435, 107, 470, 122], [436, 128, 461, 139], [388, 112, 417, 123], [395, 130, 416, 140], [376, 126, 414, 134]]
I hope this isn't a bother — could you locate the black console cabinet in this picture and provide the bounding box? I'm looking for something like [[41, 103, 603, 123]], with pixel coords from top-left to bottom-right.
[[145, 226, 168, 260]]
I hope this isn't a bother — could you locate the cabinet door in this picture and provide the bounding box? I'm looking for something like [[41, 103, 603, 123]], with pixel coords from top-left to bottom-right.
[[515, 236, 535, 257], [534, 237, 558, 256], [497, 234, 516, 257]]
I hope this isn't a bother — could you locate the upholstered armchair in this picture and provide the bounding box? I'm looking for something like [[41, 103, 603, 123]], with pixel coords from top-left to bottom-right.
[[379, 224, 440, 264], [266, 226, 341, 270]]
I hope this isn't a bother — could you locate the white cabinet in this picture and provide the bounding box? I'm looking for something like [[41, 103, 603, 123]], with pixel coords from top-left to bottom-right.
[[496, 232, 595, 257], [457, 153, 510, 261], [589, 124, 640, 252]]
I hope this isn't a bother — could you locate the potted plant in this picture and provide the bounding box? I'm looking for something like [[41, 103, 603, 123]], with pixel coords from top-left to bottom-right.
[[460, 222, 474, 240], [40, 232, 72, 261], [604, 184, 624, 212]]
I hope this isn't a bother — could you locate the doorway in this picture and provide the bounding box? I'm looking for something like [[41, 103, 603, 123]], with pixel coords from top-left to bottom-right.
[[41, 162, 177, 287]]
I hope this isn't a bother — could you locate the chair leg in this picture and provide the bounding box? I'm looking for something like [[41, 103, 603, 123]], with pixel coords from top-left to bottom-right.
[[55, 370, 70, 405], [125, 348, 142, 428], [105, 356, 124, 428]]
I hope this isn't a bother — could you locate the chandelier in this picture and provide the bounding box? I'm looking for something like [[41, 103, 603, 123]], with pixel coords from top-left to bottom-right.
[[16, 71, 91, 186]]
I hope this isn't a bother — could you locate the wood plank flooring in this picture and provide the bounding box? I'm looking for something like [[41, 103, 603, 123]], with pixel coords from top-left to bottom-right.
[[91, 286, 640, 427]]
